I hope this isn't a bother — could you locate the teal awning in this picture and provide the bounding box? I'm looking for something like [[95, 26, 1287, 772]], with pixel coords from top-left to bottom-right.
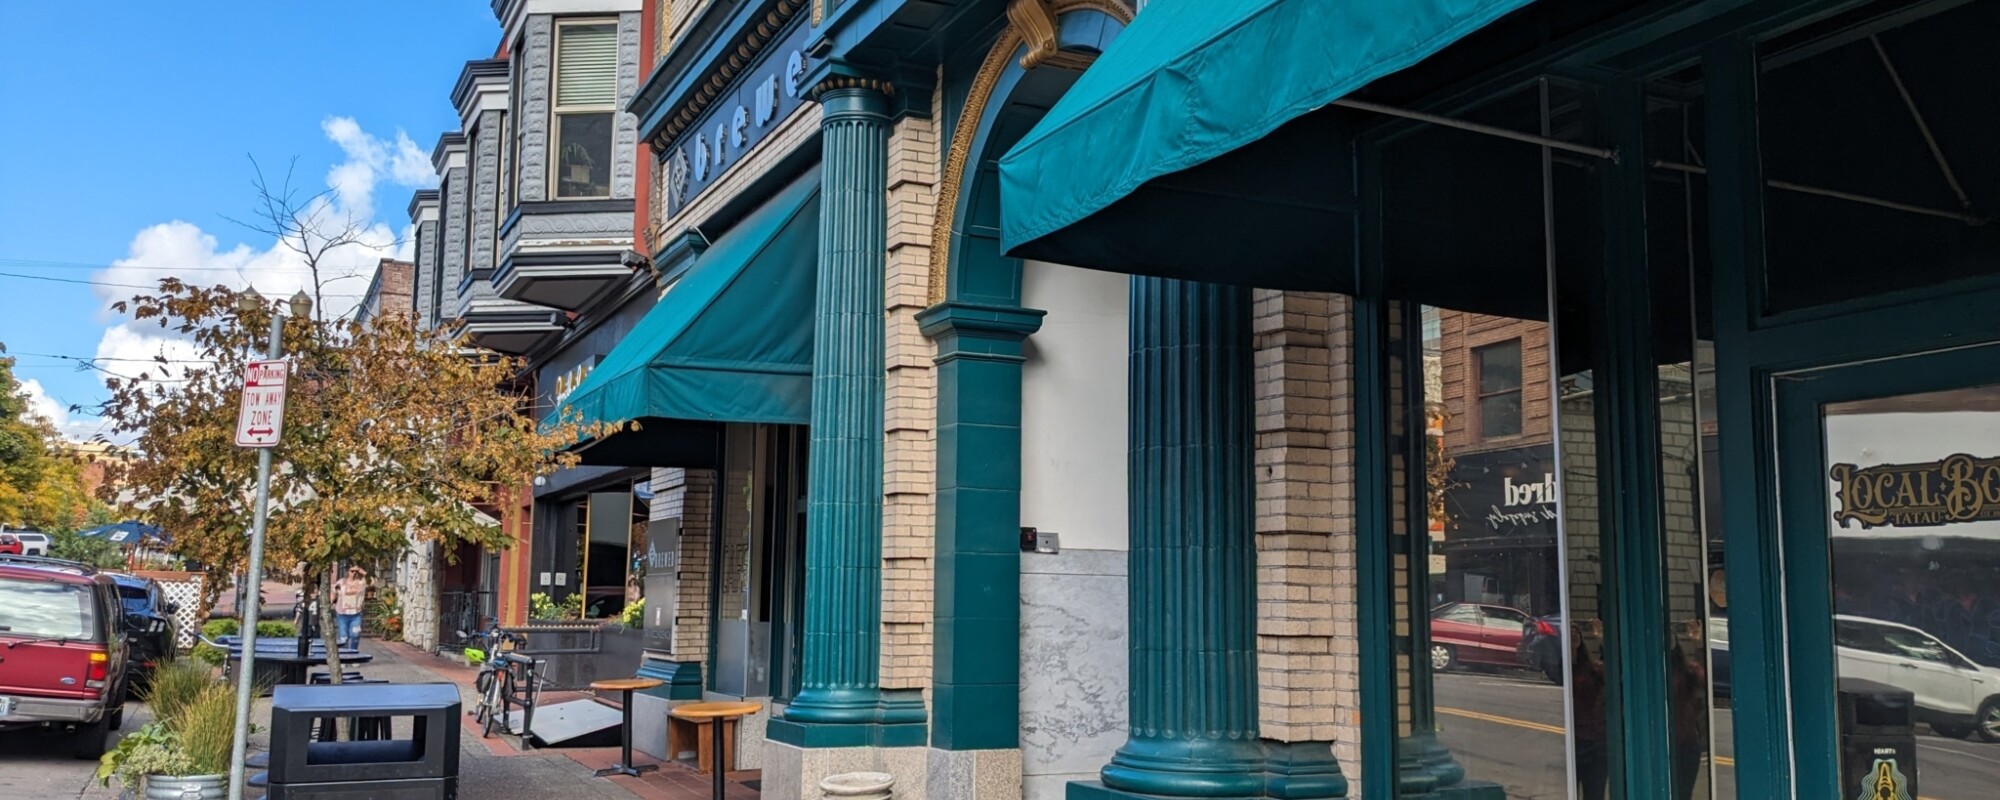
[[998, 0, 1536, 272], [557, 168, 818, 437]]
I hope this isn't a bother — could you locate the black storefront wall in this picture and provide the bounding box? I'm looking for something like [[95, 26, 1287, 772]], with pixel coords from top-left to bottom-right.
[[1439, 444, 1560, 617]]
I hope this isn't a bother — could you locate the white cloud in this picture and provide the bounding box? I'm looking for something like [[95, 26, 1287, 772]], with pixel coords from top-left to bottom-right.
[[322, 116, 437, 221], [17, 378, 101, 443], [79, 116, 433, 425]]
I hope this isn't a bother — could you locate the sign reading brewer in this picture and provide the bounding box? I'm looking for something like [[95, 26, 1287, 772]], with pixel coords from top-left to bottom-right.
[[1829, 453, 2000, 528]]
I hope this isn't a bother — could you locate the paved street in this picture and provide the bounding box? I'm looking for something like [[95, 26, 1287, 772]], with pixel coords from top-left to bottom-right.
[[1434, 669, 1998, 800], [0, 641, 756, 800]]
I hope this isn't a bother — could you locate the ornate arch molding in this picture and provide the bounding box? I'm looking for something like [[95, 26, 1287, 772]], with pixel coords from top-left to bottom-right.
[[926, 0, 1133, 304]]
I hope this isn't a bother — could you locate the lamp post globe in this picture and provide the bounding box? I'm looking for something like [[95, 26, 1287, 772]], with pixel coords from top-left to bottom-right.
[[288, 290, 312, 319]]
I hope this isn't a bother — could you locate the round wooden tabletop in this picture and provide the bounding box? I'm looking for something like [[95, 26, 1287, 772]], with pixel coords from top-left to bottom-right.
[[669, 701, 764, 720], [590, 677, 666, 692]]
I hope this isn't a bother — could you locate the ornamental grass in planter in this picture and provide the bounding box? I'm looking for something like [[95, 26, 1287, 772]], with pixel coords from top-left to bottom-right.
[[99, 663, 240, 799]]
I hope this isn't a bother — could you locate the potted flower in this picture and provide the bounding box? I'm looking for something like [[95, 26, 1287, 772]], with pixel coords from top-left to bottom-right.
[[99, 668, 238, 799]]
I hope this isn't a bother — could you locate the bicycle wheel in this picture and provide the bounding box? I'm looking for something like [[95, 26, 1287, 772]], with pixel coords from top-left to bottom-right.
[[482, 672, 509, 738], [473, 669, 495, 725]]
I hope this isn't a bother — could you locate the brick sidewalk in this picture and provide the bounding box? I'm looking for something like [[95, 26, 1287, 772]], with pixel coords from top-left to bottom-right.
[[371, 639, 761, 800]]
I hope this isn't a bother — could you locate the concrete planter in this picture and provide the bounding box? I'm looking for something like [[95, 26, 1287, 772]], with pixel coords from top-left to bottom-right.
[[820, 771, 894, 800]]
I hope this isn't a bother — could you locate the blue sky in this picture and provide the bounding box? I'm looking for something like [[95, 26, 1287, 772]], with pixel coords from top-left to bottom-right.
[[0, 1, 500, 440]]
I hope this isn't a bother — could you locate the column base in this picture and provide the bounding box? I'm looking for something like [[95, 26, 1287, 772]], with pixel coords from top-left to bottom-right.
[[927, 747, 1022, 800], [769, 688, 928, 747], [1068, 740, 1347, 800], [764, 739, 932, 800]]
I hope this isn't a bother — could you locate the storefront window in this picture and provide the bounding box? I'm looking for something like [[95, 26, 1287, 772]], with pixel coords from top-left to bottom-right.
[[1820, 385, 2000, 800], [1756, 1, 2000, 315], [1381, 83, 1568, 800]]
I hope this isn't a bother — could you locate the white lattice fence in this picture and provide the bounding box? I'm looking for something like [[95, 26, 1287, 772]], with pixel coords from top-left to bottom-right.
[[134, 570, 206, 649]]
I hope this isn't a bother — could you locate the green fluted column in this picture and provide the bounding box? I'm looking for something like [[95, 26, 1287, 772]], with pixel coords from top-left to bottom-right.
[[1085, 276, 1266, 798], [776, 81, 923, 744]]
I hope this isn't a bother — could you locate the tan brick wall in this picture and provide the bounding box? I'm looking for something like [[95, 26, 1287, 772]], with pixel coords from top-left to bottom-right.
[[651, 467, 715, 662], [1252, 289, 1360, 776], [879, 82, 941, 691], [1437, 313, 1554, 455], [664, 0, 708, 51]]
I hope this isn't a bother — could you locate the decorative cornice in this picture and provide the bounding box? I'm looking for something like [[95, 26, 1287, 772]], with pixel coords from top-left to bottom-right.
[[408, 189, 442, 221], [450, 58, 511, 112], [809, 75, 897, 100], [928, 0, 1133, 305], [431, 132, 469, 171], [652, 0, 807, 147]]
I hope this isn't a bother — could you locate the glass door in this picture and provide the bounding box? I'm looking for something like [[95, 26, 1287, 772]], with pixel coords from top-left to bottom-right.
[[1774, 344, 2000, 800]]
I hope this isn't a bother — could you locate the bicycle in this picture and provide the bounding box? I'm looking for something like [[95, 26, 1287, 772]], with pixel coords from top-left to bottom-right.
[[459, 626, 527, 732]]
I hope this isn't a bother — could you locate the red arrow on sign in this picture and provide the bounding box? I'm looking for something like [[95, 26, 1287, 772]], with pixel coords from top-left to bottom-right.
[[246, 428, 275, 437]]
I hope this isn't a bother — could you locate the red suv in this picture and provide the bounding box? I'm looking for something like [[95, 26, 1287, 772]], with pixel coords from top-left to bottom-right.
[[0, 555, 130, 758]]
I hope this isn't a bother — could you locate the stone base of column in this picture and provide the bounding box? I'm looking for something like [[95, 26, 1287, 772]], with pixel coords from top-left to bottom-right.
[[1395, 732, 1468, 795], [1066, 740, 1348, 800], [764, 739, 931, 800], [926, 747, 1021, 800]]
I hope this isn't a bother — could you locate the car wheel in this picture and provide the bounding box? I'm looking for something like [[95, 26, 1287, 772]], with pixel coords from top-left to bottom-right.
[[1431, 644, 1456, 672], [68, 716, 110, 760], [1976, 697, 2000, 743], [1930, 723, 1974, 740]]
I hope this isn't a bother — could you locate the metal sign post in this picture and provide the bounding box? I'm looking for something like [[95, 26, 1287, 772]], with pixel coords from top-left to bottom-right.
[[227, 312, 287, 800]]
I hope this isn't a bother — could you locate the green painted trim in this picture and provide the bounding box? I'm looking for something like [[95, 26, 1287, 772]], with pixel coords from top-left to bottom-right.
[[767, 717, 931, 748], [1264, 740, 1349, 799], [1592, 79, 1674, 800], [920, 300, 1043, 753], [636, 658, 705, 701], [1352, 144, 1400, 800], [1772, 344, 2000, 798], [1703, 34, 1793, 800]]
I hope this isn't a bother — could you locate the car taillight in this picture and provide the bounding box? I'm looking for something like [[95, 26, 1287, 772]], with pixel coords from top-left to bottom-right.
[[1536, 619, 1559, 638], [85, 650, 109, 691]]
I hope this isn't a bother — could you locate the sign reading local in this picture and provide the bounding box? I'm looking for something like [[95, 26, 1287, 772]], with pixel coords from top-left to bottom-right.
[[661, 18, 815, 218], [234, 359, 290, 448], [1830, 453, 2000, 528]]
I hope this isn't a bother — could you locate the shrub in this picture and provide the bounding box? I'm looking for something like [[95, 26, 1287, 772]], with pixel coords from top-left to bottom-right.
[[171, 683, 238, 775], [200, 619, 239, 639], [255, 620, 296, 638], [141, 660, 215, 727], [619, 597, 645, 629], [529, 592, 582, 621]]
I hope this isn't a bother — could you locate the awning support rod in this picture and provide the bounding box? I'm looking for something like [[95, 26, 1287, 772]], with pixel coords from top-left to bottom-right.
[[1332, 96, 1985, 225], [1871, 34, 1977, 217], [1651, 160, 1984, 225], [1332, 98, 1620, 161]]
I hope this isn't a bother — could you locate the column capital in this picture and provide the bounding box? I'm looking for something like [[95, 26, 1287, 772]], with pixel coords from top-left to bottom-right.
[[918, 301, 1046, 364]]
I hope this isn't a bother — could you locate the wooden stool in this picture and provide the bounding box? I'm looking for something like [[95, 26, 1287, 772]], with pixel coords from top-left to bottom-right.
[[668, 701, 763, 800], [589, 677, 666, 778]]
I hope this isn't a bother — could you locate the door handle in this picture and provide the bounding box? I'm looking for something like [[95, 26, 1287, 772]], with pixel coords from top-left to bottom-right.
[[1897, 663, 1919, 669]]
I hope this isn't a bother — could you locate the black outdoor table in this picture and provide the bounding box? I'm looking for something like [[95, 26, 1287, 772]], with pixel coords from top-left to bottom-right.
[[221, 645, 373, 692]]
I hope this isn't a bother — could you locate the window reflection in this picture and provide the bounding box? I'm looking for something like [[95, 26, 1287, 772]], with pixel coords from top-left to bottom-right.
[[1825, 385, 2000, 800]]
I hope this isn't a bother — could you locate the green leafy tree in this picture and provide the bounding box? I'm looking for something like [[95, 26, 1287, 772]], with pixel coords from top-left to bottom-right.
[[0, 347, 92, 531]]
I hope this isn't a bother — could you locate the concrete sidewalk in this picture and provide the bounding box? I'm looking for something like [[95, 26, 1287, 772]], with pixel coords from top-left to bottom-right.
[[369, 638, 762, 800]]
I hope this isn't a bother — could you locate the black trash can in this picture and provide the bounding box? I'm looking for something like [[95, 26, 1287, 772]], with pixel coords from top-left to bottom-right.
[[266, 682, 461, 799], [1837, 677, 1919, 800]]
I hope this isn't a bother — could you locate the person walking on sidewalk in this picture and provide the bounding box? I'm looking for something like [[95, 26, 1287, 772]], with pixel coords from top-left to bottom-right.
[[332, 566, 370, 647]]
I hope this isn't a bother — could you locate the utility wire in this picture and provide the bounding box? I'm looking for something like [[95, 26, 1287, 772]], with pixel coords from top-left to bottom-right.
[[0, 270, 159, 290]]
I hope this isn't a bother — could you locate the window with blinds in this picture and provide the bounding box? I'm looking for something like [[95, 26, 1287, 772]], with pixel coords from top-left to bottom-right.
[[553, 19, 618, 199]]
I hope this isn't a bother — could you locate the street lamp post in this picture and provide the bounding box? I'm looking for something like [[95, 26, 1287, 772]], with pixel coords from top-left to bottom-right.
[[226, 289, 310, 800]]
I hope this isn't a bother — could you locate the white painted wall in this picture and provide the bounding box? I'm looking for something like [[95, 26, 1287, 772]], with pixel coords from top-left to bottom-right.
[[1020, 260, 1129, 552]]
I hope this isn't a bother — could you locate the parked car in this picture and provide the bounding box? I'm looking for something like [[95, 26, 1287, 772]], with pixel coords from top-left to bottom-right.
[[0, 554, 130, 758], [108, 572, 179, 687], [1517, 613, 1565, 684], [1836, 614, 2000, 742], [0, 534, 20, 556], [1429, 602, 1531, 672], [8, 531, 49, 557]]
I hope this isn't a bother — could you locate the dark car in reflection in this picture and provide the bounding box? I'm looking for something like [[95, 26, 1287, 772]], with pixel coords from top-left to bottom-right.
[[1515, 614, 1734, 699], [107, 573, 178, 687], [1836, 614, 2000, 742], [1429, 602, 1531, 672]]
